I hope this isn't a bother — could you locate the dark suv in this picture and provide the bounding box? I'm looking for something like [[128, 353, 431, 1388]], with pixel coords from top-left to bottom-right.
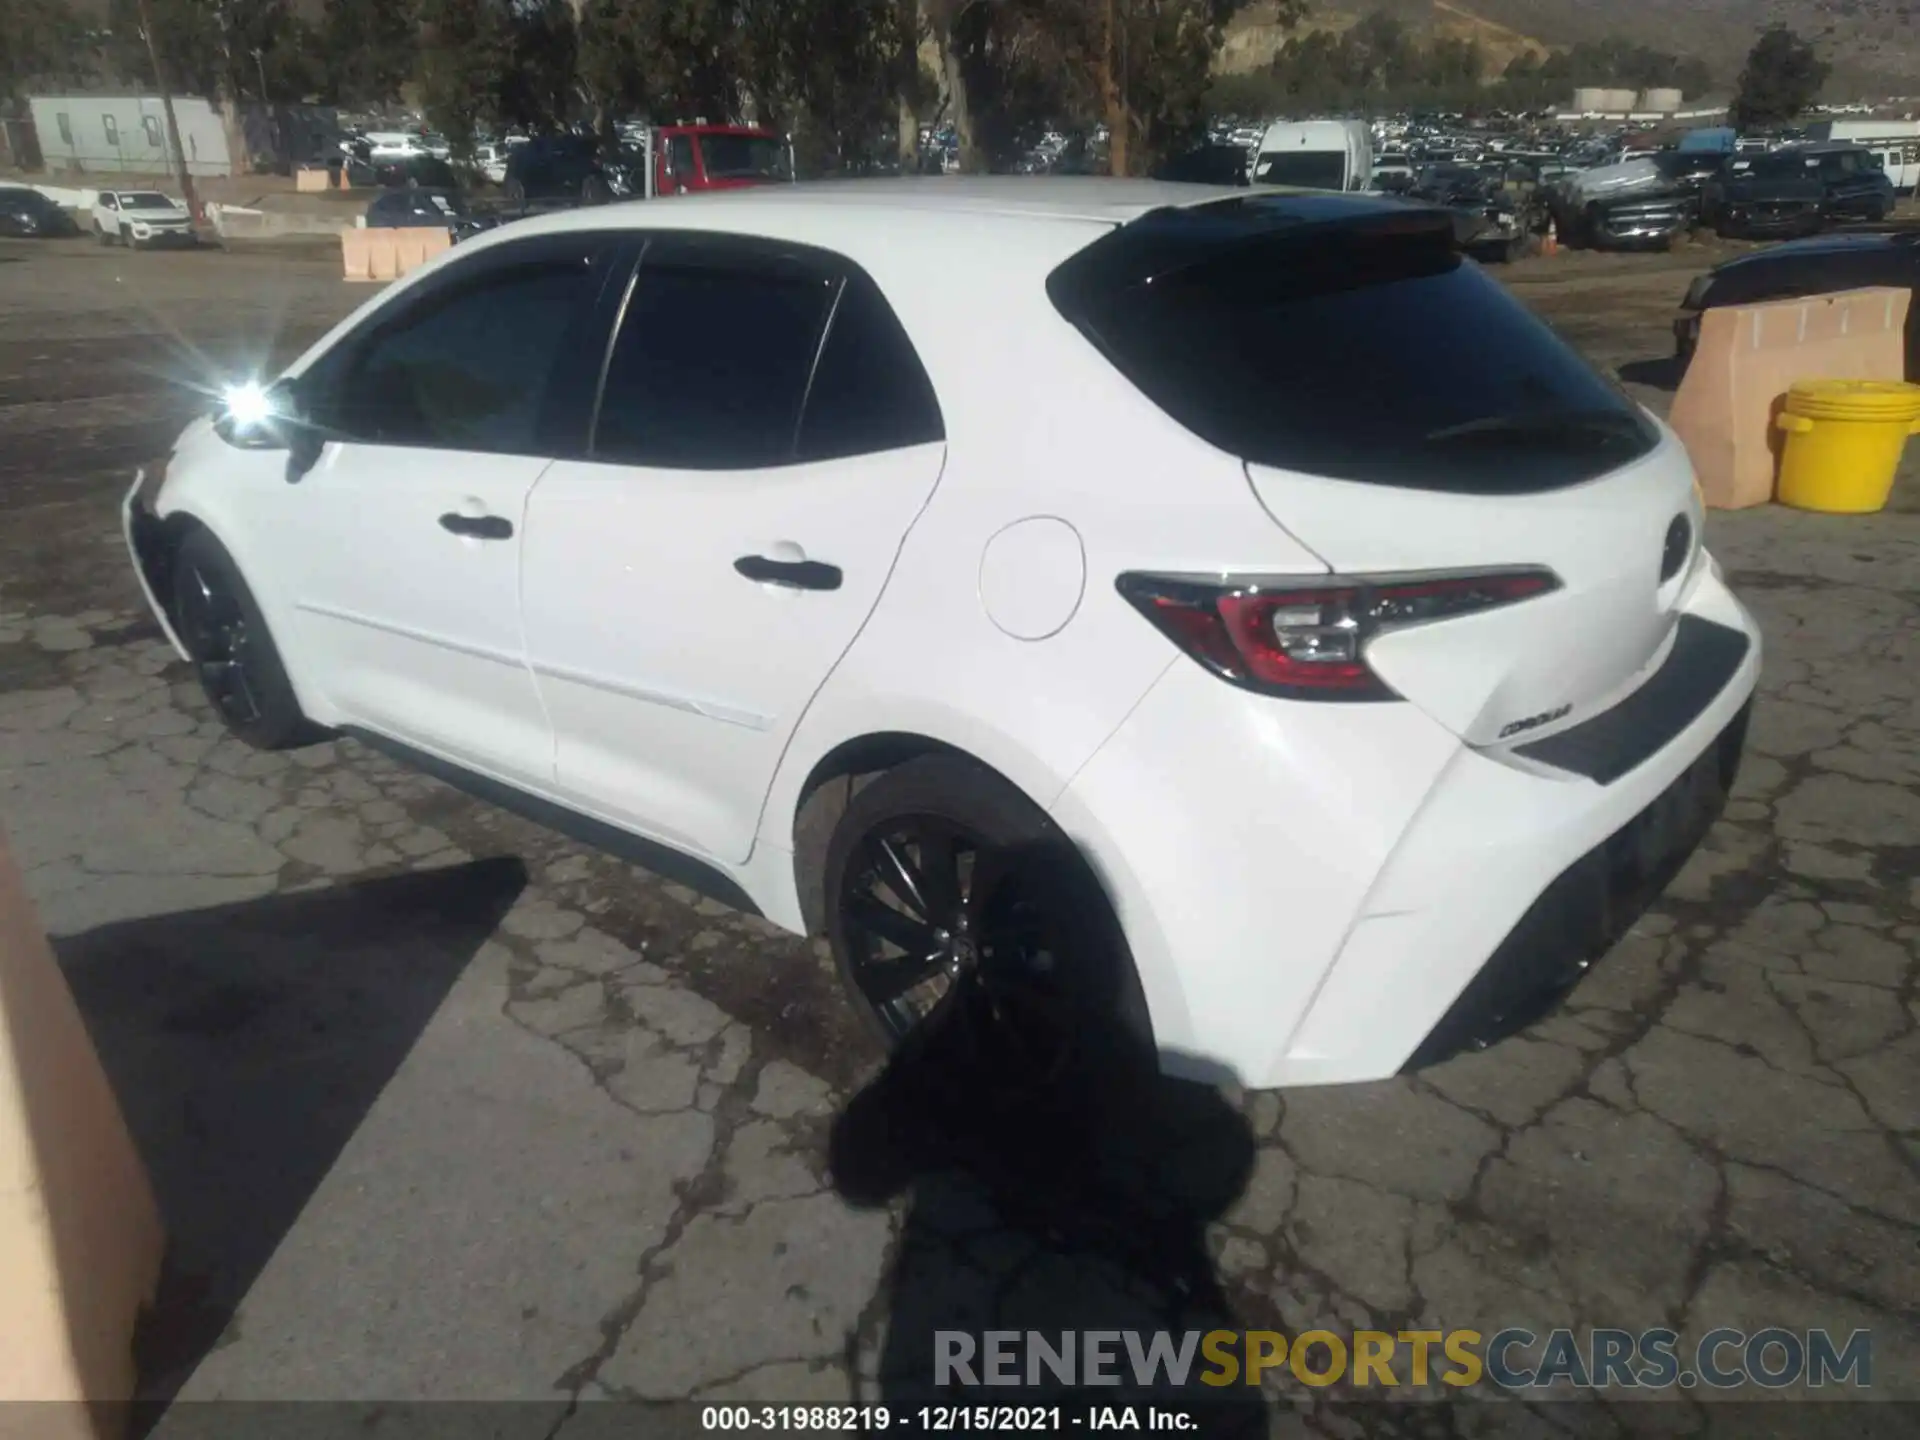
[[1705, 145, 1894, 238], [503, 135, 624, 206]]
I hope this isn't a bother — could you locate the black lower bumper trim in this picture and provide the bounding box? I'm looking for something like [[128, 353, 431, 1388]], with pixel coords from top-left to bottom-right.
[[1403, 701, 1750, 1072], [1518, 616, 1750, 785]]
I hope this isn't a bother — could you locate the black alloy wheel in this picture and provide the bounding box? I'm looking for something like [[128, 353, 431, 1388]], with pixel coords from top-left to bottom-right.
[[175, 559, 264, 730], [835, 815, 1091, 1090], [169, 528, 316, 750]]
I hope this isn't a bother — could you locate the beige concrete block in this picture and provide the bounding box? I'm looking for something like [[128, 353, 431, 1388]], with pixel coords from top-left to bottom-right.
[[0, 824, 163, 1433]]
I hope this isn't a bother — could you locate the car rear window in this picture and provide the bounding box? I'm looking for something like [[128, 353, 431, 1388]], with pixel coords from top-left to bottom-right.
[[1048, 198, 1658, 493], [1252, 151, 1347, 190]]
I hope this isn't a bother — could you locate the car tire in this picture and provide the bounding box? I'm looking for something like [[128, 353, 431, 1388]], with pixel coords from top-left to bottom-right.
[[823, 754, 1153, 1092], [170, 528, 319, 751]]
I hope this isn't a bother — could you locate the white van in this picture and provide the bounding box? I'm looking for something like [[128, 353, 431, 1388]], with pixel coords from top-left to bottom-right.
[[1804, 119, 1920, 193], [1252, 120, 1373, 193]]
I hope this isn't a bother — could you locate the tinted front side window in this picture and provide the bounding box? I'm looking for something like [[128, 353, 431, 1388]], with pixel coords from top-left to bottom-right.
[[1051, 210, 1655, 493], [327, 254, 598, 453], [797, 273, 943, 462], [594, 258, 835, 469]]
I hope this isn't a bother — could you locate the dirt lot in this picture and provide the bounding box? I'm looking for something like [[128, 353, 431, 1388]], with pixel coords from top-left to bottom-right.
[[0, 232, 1915, 1430]]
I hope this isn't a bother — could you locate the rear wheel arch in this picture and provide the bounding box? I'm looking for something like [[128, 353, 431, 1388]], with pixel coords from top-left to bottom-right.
[[812, 746, 1156, 1071], [791, 731, 971, 936]]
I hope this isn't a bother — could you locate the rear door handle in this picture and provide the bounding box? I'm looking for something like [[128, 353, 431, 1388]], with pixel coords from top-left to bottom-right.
[[733, 555, 842, 591], [440, 513, 513, 540]]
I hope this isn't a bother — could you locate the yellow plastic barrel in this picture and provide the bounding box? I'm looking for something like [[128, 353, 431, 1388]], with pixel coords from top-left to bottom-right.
[[1774, 379, 1920, 514]]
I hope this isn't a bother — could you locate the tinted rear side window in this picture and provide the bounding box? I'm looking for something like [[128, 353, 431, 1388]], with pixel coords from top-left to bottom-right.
[[797, 273, 944, 463], [594, 258, 836, 469], [1050, 202, 1657, 493]]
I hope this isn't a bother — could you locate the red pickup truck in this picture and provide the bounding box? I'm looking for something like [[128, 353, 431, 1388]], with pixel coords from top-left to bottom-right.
[[648, 124, 794, 197]]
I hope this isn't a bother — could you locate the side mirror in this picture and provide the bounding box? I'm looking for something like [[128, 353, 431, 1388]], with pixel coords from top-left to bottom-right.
[[214, 376, 326, 482], [213, 376, 303, 450]]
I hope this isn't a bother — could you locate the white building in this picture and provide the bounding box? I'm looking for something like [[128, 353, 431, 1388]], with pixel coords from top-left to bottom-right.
[[27, 93, 233, 178]]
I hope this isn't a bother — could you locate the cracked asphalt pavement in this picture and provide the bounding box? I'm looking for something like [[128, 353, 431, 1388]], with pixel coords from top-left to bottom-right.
[[0, 237, 1914, 1434]]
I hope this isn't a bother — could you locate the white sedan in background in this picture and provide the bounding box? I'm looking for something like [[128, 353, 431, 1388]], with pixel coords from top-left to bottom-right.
[[93, 190, 194, 248], [123, 180, 1759, 1092]]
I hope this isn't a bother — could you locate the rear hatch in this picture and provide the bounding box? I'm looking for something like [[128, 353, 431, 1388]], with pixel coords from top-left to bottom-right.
[[1048, 196, 1702, 748]]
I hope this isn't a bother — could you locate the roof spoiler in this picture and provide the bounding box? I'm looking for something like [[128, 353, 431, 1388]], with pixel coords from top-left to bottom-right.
[[1047, 197, 1458, 320]]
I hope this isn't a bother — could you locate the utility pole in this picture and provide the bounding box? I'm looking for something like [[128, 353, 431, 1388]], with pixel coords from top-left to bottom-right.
[[134, 0, 200, 220]]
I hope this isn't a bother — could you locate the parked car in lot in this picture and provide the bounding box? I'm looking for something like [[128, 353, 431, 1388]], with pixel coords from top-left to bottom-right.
[[645, 124, 795, 196], [1553, 152, 1720, 250], [128, 181, 1758, 1090], [363, 187, 499, 242], [1585, 188, 1698, 251], [1151, 143, 1250, 187], [503, 134, 624, 205], [1674, 229, 1920, 378], [344, 148, 463, 191], [0, 186, 80, 238], [474, 141, 517, 186], [92, 190, 195, 248], [1704, 144, 1894, 238], [1405, 164, 1536, 261]]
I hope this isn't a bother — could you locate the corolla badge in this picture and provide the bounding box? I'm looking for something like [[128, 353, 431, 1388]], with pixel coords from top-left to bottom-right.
[[1499, 704, 1573, 740]]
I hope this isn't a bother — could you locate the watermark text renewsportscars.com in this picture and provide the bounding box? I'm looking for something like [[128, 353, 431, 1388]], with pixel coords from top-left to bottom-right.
[[934, 1328, 1873, 1391]]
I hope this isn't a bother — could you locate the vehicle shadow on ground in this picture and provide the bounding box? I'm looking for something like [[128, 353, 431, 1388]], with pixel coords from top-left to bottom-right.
[[54, 857, 527, 1415], [828, 858, 1266, 1436], [1618, 356, 1686, 391]]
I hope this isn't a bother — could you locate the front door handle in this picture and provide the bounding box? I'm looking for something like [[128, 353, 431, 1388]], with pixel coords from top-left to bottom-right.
[[440, 513, 513, 540], [734, 555, 842, 591]]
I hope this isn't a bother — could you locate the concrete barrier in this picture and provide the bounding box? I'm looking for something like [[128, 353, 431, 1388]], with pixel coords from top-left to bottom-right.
[[341, 225, 373, 282], [0, 824, 163, 1437], [208, 203, 353, 242], [342, 225, 452, 283], [1671, 286, 1911, 509]]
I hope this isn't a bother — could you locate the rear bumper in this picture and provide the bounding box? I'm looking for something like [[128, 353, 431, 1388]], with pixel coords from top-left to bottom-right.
[[1051, 562, 1761, 1089]]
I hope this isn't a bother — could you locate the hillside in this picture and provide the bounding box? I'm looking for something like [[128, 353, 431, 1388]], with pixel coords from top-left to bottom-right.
[[1220, 0, 1920, 92]]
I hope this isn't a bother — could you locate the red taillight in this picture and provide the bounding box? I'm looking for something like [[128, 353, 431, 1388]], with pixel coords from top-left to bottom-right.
[[1117, 569, 1559, 701]]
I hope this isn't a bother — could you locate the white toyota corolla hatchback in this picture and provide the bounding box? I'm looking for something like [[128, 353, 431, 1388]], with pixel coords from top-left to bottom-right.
[[126, 179, 1759, 1089]]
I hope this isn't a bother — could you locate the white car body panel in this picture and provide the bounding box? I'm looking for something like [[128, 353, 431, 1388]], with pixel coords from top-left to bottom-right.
[[1244, 422, 1708, 748], [285, 441, 555, 788], [522, 443, 948, 864], [127, 178, 1761, 1088]]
